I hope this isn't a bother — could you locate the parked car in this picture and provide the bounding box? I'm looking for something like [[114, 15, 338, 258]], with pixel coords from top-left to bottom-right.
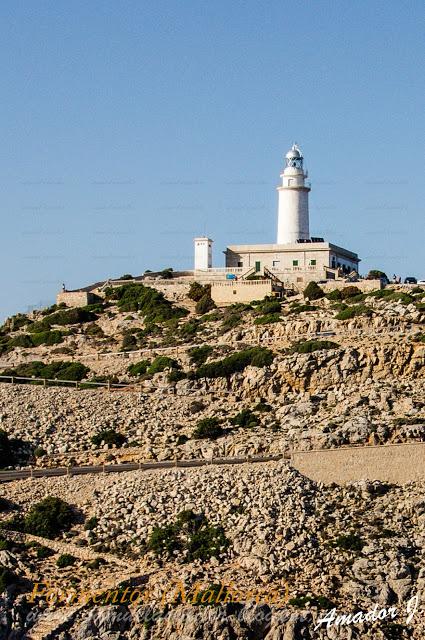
[[404, 277, 417, 284], [417, 280, 425, 286]]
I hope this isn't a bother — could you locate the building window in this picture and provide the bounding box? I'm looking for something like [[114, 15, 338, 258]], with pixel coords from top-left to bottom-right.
[[310, 259, 316, 266], [292, 260, 298, 266], [237, 261, 243, 267], [255, 261, 261, 272], [272, 260, 280, 267]]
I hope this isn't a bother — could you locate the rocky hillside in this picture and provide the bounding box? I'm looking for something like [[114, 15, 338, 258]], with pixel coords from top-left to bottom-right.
[[0, 280, 424, 639]]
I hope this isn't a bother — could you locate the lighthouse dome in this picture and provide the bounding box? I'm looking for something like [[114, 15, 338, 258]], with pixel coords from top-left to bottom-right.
[[285, 144, 302, 159]]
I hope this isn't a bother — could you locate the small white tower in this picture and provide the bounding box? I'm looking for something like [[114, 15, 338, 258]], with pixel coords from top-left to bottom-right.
[[277, 144, 311, 244], [194, 237, 213, 271]]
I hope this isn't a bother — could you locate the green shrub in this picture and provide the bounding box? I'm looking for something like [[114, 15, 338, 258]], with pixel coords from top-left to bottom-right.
[[1, 361, 89, 382], [335, 305, 372, 320], [256, 298, 281, 314], [56, 553, 76, 568], [84, 323, 104, 337], [179, 319, 200, 339], [340, 286, 362, 299], [128, 360, 150, 377], [6, 497, 75, 539], [290, 340, 339, 354], [195, 294, 216, 315], [84, 517, 99, 531], [220, 312, 242, 332], [167, 370, 186, 383], [196, 347, 274, 379], [33, 447, 47, 458], [147, 510, 229, 561], [188, 345, 213, 366], [188, 282, 208, 302], [121, 332, 138, 351], [367, 270, 388, 280], [110, 283, 188, 322], [192, 418, 224, 440], [91, 429, 126, 447], [303, 282, 324, 300], [230, 409, 259, 428], [1, 313, 29, 332], [331, 533, 364, 551], [36, 545, 54, 559], [31, 330, 64, 346], [326, 289, 343, 301], [8, 334, 33, 348], [254, 313, 281, 325], [289, 304, 317, 314], [147, 356, 181, 375]]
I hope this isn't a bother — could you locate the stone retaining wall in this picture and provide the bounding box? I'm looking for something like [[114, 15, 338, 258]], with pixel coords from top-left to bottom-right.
[[291, 442, 425, 485]]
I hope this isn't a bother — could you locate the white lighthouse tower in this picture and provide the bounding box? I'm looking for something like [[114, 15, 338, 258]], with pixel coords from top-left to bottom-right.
[[277, 144, 310, 244]]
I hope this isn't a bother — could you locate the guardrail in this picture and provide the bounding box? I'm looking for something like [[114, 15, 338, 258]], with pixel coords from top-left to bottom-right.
[[0, 453, 287, 483]]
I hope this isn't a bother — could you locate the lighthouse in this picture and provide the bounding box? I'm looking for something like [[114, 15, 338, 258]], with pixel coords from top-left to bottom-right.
[[277, 143, 310, 244]]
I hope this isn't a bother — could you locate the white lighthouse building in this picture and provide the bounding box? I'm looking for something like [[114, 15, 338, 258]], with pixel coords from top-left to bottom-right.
[[277, 144, 310, 244], [194, 142, 360, 292]]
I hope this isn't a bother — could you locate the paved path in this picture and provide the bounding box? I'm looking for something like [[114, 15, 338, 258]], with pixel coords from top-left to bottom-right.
[[0, 454, 285, 483]]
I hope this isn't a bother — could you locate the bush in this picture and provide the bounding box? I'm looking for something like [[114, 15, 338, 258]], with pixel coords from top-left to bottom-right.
[[188, 345, 213, 366], [255, 298, 281, 314], [36, 545, 54, 559], [127, 360, 150, 377], [188, 282, 207, 302], [289, 304, 317, 314], [303, 282, 324, 300], [196, 347, 274, 379], [326, 289, 342, 301], [1, 361, 90, 382], [56, 553, 76, 568], [290, 340, 339, 354], [147, 356, 181, 375], [121, 332, 138, 351], [331, 533, 364, 552], [91, 429, 126, 447], [147, 510, 229, 561], [230, 409, 259, 428], [192, 418, 224, 440], [367, 270, 388, 280], [167, 370, 186, 383], [33, 447, 47, 458], [7, 496, 75, 539], [335, 305, 372, 320], [84, 517, 99, 531], [220, 312, 242, 332], [8, 334, 33, 348], [179, 319, 200, 339], [254, 313, 281, 325], [110, 283, 188, 323], [195, 294, 215, 315], [31, 330, 64, 346], [340, 286, 362, 299]]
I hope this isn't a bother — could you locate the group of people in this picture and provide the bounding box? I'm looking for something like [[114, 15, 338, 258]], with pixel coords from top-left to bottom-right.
[[392, 274, 402, 284]]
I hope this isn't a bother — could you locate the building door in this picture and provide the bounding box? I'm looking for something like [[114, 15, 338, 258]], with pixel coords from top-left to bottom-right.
[[255, 261, 261, 272]]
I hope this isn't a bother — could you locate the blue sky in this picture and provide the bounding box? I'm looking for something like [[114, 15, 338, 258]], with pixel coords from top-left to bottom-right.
[[1, 1, 424, 319]]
